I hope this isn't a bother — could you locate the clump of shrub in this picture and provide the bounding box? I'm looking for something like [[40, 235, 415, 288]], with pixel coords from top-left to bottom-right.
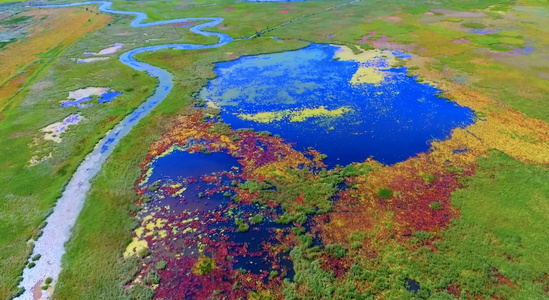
[[249, 214, 263, 225], [377, 188, 393, 200], [32, 254, 41, 261], [349, 232, 366, 249], [446, 166, 463, 173], [12, 287, 24, 298], [145, 271, 161, 285], [429, 201, 443, 210], [28, 262, 36, 269], [421, 173, 435, 184], [325, 244, 348, 259], [235, 218, 250, 232], [237, 223, 250, 232], [192, 256, 216, 275], [45, 277, 52, 284], [156, 260, 167, 270], [128, 285, 154, 300]]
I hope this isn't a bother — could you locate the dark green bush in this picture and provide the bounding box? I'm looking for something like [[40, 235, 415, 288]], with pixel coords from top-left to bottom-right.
[[156, 260, 167, 270], [377, 188, 393, 199]]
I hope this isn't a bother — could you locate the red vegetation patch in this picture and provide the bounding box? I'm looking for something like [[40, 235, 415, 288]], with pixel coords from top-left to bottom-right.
[[313, 153, 475, 249]]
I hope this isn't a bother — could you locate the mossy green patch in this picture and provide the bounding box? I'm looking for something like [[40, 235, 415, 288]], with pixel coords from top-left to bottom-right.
[[461, 22, 485, 28], [498, 30, 521, 37], [498, 36, 524, 45], [443, 17, 463, 22]]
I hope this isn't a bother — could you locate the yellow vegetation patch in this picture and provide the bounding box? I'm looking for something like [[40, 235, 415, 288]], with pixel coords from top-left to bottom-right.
[[145, 218, 168, 232], [124, 238, 148, 258], [335, 46, 398, 84], [238, 110, 287, 123], [237, 106, 352, 123], [290, 106, 351, 122]]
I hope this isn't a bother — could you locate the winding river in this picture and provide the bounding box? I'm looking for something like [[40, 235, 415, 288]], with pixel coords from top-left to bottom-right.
[[17, 2, 232, 299]]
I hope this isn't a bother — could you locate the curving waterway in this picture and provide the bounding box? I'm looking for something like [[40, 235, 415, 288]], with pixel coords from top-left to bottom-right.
[[17, 2, 232, 299]]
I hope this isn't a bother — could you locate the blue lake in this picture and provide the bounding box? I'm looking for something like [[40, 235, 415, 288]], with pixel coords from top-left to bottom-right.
[[199, 44, 474, 166]]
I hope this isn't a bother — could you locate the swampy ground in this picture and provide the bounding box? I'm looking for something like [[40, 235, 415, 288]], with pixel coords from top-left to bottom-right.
[[1, 0, 549, 299]]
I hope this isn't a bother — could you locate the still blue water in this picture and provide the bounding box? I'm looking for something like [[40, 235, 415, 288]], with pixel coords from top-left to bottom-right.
[[199, 44, 474, 166], [148, 150, 239, 183]]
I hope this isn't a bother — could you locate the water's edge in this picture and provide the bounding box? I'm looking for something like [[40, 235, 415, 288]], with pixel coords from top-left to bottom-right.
[[16, 2, 232, 299]]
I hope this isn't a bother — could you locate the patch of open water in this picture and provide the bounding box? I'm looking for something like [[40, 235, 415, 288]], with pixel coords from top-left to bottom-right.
[[200, 43, 474, 166]]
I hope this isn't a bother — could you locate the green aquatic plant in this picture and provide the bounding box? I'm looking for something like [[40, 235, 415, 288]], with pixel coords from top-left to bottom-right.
[[237, 223, 250, 233], [269, 271, 278, 279], [249, 214, 263, 225]]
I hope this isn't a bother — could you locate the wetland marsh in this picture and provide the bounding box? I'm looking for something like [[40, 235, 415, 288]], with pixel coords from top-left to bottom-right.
[[1, 0, 549, 299]]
